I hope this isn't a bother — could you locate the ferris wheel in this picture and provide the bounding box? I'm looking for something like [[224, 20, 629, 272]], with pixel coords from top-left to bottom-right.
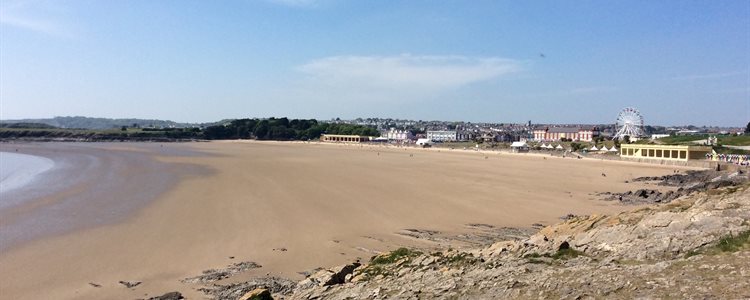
[[614, 107, 644, 140]]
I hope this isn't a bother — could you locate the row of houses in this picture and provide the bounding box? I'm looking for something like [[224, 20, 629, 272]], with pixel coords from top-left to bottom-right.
[[379, 128, 526, 143], [377, 128, 475, 143], [319, 133, 722, 164], [531, 127, 600, 142], [377, 127, 601, 143]]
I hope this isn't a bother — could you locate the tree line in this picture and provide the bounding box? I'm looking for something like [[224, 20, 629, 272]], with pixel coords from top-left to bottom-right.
[[0, 118, 380, 141], [202, 118, 379, 140]]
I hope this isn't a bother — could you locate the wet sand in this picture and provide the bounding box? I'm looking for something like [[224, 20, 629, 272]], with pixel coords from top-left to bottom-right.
[[0, 141, 697, 299], [0, 143, 209, 251]]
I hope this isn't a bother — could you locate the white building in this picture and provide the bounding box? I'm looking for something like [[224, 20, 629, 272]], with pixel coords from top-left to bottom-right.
[[381, 128, 414, 141], [426, 130, 472, 142], [532, 127, 599, 142]]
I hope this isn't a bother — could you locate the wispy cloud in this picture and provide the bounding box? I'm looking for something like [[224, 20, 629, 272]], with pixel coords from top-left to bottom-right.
[[0, 0, 75, 38], [671, 71, 747, 80], [298, 54, 522, 91]]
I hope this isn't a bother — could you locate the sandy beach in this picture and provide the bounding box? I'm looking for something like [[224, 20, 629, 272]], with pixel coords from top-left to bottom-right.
[[0, 141, 699, 299]]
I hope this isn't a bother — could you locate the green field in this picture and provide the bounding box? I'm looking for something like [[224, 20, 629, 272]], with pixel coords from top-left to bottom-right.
[[639, 134, 750, 146]]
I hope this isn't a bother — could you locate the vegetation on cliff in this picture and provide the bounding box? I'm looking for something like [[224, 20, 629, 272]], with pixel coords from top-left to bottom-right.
[[0, 117, 379, 141], [201, 118, 378, 140]]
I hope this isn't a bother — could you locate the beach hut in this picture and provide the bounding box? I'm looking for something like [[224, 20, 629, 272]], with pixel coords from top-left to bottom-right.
[[590, 145, 599, 151]]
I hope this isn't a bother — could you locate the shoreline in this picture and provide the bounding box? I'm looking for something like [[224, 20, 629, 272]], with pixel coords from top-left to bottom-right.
[[0, 142, 212, 252], [0, 141, 699, 299], [0, 151, 55, 199]]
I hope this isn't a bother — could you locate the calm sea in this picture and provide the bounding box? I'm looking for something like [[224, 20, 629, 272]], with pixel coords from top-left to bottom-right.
[[0, 152, 55, 196]]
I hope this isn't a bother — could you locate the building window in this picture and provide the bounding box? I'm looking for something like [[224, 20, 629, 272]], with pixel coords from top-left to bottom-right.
[[680, 151, 686, 159]]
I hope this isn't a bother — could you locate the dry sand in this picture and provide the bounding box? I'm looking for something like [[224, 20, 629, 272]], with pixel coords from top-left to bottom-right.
[[0, 141, 698, 299]]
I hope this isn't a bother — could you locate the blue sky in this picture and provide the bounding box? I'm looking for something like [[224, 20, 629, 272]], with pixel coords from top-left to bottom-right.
[[1, 0, 748, 126]]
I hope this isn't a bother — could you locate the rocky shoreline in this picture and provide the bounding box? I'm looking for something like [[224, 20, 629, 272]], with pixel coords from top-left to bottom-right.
[[599, 169, 746, 204], [146, 169, 749, 299]]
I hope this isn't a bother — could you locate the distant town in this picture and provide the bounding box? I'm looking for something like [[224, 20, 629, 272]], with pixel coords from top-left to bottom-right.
[[332, 117, 746, 144]]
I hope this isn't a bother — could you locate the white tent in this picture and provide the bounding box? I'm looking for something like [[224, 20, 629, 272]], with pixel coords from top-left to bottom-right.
[[609, 146, 619, 152], [546, 144, 554, 149], [590, 145, 599, 151], [600, 146, 610, 151], [511, 141, 529, 152], [416, 138, 432, 147], [555, 144, 563, 150]]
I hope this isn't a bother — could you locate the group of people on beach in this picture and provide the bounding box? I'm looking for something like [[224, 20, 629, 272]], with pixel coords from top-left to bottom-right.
[[706, 153, 750, 166]]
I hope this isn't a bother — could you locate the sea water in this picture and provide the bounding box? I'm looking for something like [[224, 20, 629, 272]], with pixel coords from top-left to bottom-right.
[[0, 152, 55, 196]]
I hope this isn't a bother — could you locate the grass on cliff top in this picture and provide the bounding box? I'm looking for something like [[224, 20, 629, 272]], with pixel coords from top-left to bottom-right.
[[360, 248, 423, 280], [716, 230, 750, 252], [551, 248, 584, 259], [370, 248, 422, 265], [684, 230, 750, 258], [524, 247, 585, 263], [713, 146, 750, 155]]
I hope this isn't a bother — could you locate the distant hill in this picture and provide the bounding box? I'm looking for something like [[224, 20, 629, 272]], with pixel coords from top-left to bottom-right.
[[0, 122, 58, 129], [0, 116, 202, 130]]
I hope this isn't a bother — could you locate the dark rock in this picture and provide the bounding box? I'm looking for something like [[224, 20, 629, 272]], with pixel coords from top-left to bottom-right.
[[182, 261, 262, 283], [147, 291, 183, 300], [560, 214, 577, 220], [558, 241, 570, 251], [309, 262, 362, 286], [118, 280, 141, 288]]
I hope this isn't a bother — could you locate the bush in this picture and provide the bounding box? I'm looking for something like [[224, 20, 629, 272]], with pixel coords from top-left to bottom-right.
[[716, 230, 750, 252], [551, 248, 583, 260]]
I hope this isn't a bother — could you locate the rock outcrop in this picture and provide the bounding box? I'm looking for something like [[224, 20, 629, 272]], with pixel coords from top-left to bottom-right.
[[238, 288, 272, 300], [601, 170, 747, 204], [287, 183, 750, 299]]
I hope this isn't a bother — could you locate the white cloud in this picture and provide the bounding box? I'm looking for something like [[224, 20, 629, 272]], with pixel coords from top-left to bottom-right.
[[0, 0, 75, 38], [298, 54, 521, 90]]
